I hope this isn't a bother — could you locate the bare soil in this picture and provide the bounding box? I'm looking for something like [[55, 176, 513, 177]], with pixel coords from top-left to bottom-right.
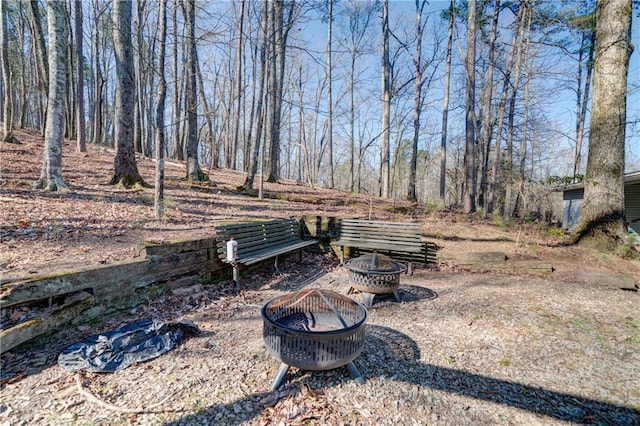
[[1, 130, 639, 425]]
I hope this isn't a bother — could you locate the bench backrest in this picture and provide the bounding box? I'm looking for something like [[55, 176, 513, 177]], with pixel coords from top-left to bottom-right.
[[339, 219, 422, 244], [215, 219, 302, 260]]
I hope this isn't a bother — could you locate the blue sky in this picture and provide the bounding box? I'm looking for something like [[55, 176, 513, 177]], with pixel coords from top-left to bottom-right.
[[300, 0, 640, 175]]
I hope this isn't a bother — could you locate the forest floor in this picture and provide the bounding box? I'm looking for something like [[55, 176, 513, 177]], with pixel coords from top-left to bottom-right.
[[1, 129, 639, 425]]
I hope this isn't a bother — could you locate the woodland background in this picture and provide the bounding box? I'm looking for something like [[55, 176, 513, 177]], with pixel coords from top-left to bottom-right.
[[0, 0, 637, 229]]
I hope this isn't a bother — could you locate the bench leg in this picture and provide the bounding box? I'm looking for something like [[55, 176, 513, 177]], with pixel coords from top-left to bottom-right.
[[274, 256, 280, 273], [233, 265, 240, 288]]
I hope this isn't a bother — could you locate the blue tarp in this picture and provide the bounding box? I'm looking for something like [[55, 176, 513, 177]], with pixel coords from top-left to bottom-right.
[[58, 319, 200, 373]]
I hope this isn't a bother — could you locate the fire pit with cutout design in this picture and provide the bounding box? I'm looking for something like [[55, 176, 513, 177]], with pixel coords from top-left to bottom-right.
[[261, 289, 367, 391], [344, 252, 407, 307]]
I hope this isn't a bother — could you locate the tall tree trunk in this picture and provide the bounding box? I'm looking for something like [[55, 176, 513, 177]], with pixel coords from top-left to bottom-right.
[[91, 0, 104, 146], [184, 0, 204, 181], [172, 1, 183, 160], [478, 0, 500, 214], [573, 0, 632, 251], [75, 0, 86, 153], [65, 8, 75, 140], [574, 29, 595, 178], [439, 0, 454, 203], [195, 50, 214, 169], [231, 0, 246, 172], [28, 0, 48, 135], [462, 0, 477, 213], [154, 0, 167, 220], [380, 0, 390, 198], [1, 0, 17, 143], [487, 4, 525, 215], [326, 0, 334, 189], [503, 2, 529, 221], [244, 0, 269, 190], [34, 0, 68, 190], [267, 0, 294, 183], [133, 0, 145, 154], [110, 0, 146, 188], [408, 0, 427, 202]]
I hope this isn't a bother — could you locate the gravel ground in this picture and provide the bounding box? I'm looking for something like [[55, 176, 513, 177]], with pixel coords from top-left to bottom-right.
[[1, 253, 639, 425]]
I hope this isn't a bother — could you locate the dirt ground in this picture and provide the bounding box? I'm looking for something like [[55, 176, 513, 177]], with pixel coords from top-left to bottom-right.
[[1, 131, 639, 425]]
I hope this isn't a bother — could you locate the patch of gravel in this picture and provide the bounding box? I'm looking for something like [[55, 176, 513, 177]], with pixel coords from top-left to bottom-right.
[[1, 253, 639, 425]]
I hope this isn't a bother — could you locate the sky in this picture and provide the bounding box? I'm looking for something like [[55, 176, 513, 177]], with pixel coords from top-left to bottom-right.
[[299, 0, 640, 175]]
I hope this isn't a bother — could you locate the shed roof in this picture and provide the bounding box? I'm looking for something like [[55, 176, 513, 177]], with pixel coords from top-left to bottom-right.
[[551, 170, 640, 192]]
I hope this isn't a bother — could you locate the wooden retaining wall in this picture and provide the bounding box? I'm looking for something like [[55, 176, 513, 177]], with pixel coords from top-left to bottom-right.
[[0, 236, 227, 354]]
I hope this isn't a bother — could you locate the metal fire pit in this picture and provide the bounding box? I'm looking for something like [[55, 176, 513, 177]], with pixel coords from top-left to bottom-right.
[[344, 252, 407, 307], [262, 288, 367, 390]]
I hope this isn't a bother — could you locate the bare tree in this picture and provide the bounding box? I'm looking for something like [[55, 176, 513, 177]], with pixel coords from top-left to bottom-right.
[[477, 0, 500, 213], [571, 7, 596, 178], [110, 0, 146, 188], [34, 0, 68, 190], [244, 0, 269, 191], [28, 0, 48, 133], [154, 0, 167, 220], [75, 0, 86, 153], [380, 0, 390, 198], [487, 3, 525, 215], [338, 0, 377, 193], [1, 0, 18, 143], [90, 0, 106, 146], [326, 0, 334, 189], [573, 0, 633, 251], [407, 0, 428, 202], [184, 0, 205, 181], [439, 0, 454, 203], [462, 0, 477, 213], [503, 2, 530, 221], [231, 0, 246, 171]]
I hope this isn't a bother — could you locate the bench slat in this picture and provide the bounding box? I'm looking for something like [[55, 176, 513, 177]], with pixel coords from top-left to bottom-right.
[[331, 219, 428, 269], [214, 218, 317, 286]]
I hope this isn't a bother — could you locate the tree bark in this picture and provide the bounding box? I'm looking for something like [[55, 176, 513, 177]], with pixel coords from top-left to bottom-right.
[[244, 0, 269, 190], [172, 1, 183, 161], [380, 0, 390, 198], [34, 0, 68, 190], [154, 0, 167, 220], [231, 0, 246, 172], [573, 0, 633, 252], [326, 0, 334, 189], [439, 0, 454, 203], [462, 0, 477, 213], [487, 3, 525, 215], [28, 0, 48, 134], [408, 0, 428, 202], [75, 0, 86, 153], [91, 0, 104, 146], [503, 3, 529, 221], [184, 0, 205, 182], [478, 0, 500, 213], [574, 28, 595, 178], [110, 0, 146, 188], [1, 0, 18, 143]]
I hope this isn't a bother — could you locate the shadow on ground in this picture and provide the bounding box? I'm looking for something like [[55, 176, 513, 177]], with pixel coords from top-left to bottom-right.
[[164, 324, 639, 425]]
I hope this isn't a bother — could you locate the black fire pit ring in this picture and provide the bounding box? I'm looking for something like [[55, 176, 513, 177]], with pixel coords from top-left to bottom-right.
[[262, 288, 367, 390], [344, 252, 407, 307]]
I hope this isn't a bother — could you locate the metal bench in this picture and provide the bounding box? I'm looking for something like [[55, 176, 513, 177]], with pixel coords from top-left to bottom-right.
[[214, 219, 318, 287], [331, 219, 426, 273]]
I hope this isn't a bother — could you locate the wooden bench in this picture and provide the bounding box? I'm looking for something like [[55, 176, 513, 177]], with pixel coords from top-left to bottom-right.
[[214, 219, 318, 287], [331, 219, 426, 273]]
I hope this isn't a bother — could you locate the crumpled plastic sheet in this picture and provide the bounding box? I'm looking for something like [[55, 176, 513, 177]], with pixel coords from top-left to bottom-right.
[[58, 318, 200, 373]]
